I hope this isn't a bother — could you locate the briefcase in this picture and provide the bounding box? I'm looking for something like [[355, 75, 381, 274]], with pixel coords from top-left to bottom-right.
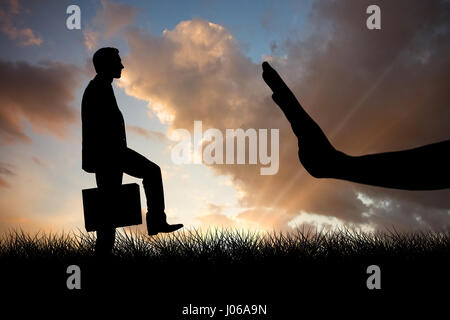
[[82, 183, 142, 232]]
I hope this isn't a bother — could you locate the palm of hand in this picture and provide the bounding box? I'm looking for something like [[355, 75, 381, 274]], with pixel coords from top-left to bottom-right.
[[263, 62, 340, 178]]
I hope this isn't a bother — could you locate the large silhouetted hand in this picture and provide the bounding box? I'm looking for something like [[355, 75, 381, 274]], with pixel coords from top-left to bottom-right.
[[262, 61, 345, 179], [262, 61, 450, 190]]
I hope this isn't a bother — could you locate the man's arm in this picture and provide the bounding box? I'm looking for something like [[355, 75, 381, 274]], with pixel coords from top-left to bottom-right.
[[334, 141, 450, 190], [262, 61, 450, 190], [82, 84, 125, 171]]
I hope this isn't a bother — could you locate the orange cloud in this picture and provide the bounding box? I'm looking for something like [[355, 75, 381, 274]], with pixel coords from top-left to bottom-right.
[[0, 177, 10, 188], [32, 156, 48, 167], [197, 213, 236, 228], [127, 125, 166, 141], [0, 162, 15, 188], [83, 0, 136, 51], [0, 0, 42, 46], [0, 59, 81, 144], [196, 203, 237, 228], [83, 29, 100, 52]]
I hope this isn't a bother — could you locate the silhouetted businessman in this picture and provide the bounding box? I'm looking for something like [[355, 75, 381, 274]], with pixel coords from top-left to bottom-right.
[[82, 47, 182, 255], [262, 61, 450, 190]]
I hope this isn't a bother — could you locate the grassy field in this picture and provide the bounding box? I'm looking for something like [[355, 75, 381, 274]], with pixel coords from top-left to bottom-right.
[[1, 227, 448, 315], [1, 227, 448, 263]]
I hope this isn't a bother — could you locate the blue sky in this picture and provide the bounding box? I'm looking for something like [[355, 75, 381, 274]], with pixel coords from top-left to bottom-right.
[[0, 0, 313, 63]]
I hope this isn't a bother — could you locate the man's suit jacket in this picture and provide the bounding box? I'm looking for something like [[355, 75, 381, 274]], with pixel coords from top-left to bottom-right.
[[81, 75, 127, 173]]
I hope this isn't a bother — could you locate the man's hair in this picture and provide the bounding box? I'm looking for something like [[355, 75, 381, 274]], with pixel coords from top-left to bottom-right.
[[93, 47, 120, 74]]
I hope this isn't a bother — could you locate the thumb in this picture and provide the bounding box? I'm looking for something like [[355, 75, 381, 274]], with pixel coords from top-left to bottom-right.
[[272, 93, 291, 113], [272, 93, 280, 104]]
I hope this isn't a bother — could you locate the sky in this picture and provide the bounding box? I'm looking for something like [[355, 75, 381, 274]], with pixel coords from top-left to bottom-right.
[[0, 0, 449, 234]]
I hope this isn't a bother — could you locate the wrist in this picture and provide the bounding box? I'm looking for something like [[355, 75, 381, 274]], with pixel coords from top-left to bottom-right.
[[329, 150, 351, 179]]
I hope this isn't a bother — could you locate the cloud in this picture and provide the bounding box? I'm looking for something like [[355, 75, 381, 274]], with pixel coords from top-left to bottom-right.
[[236, 207, 293, 230], [83, 0, 136, 51], [118, 1, 450, 231], [32, 156, 47, 167], [97, 0, 136, 38], [120, 19, 275, 130], [83, 29, 100, 51], [126, 125, 166, 141], [197, 213, 236, 228], [0, 0, 42, 46], [0, 161, 84, 233], [196, 203, 235, 228], [0, 59, 81, 144], [0, 162, 15, 188], [0, 178, 9, 188]]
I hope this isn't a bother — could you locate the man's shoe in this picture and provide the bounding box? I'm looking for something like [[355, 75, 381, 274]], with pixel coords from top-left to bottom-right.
[[146, 212, 183, 236], [147, 222, 184, 236]]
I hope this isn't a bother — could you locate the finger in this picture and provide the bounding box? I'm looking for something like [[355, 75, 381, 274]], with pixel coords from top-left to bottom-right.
[[272, 88, 301, 112], [262, 62, 289, 93], [262, 62, 281, 91], [272, 92, 296, 119], [273, 90, 313, 137], [263, 62, 314, 127], [272, 93, 287, 109]]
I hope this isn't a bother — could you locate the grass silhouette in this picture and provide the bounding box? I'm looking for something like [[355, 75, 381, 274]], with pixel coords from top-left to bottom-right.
[[1, 227, 448, 313], [1, 227, 448, 263]]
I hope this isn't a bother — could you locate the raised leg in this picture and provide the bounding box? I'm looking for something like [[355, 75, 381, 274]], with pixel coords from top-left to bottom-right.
[[122, 148, 183, 235]]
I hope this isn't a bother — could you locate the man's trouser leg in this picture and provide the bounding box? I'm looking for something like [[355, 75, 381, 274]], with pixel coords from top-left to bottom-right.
[[95, 168, 122, 256], [95, 228, 116, 256], [122, 148, 165, 216], [122, 148, 183, 235]]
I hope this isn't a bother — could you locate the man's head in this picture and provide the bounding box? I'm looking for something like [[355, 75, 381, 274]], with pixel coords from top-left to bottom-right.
[[93, 47, 124, 79]]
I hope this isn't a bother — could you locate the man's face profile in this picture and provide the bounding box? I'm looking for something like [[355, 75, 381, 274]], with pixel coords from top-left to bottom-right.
[[110, 54, 124, 79]]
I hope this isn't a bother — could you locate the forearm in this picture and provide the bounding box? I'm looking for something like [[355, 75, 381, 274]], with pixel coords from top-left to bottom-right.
[[331, 141, 450, 190]]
